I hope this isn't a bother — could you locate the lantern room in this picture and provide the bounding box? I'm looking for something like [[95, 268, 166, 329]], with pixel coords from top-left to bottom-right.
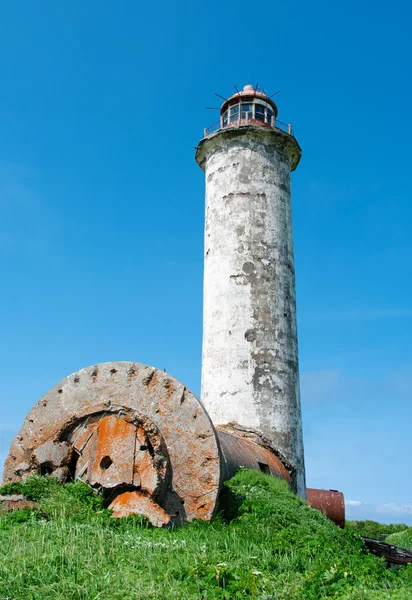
[[220, 84, 278, 128]]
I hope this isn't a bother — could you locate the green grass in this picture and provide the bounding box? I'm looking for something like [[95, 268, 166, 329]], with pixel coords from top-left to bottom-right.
[[345, 520, 410, 541], [0, 470, 411, 599], [385, 529, 412, 551]]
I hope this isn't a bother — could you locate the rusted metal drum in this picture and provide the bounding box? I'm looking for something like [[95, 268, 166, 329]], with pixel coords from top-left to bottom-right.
[[216, 425, 292, 483], [3, 362, 345, 527], [306, 488, 345, 528]]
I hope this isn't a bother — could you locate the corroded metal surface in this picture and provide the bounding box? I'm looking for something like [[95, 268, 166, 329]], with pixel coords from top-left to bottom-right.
[[2, 362, 221, 524], [362, 537, 412, 566], [0, 496, 39, 514], [217, 427, 291, 483], [217, 423, 295, 479], [306, 488, 345, 528], [109, 491, 171, 527], [87, 416, 137, 488]]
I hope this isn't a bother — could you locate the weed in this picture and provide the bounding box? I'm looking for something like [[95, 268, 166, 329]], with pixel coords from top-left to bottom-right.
[[0, 469, 411, 599]]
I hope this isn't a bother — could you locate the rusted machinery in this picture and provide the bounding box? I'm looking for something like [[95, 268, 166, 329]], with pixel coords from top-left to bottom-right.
[[2, 362, 345, 527]]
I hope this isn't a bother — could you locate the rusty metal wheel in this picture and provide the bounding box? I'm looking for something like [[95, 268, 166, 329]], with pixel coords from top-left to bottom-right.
[[2, 362, 221, 525]]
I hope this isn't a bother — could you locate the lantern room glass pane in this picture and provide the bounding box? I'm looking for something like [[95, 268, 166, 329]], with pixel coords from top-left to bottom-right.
[[223, 111, 228, 127], [241, 103, 252, 120], [267, 108, 274, 124], [255, 104, 265, 122], [229, 104, 240, 123]]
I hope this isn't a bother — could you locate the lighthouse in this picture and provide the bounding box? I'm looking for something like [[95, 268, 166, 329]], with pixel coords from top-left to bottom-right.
[[2, 83, 347, 525], [196, 84, 306, 498]]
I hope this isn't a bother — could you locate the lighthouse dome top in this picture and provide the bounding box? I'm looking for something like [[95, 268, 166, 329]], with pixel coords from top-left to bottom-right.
[[214, 83, 283, 134], [201, 83, 297, 142]]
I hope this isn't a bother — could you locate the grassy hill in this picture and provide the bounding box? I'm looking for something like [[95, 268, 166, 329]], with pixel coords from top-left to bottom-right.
[[1, 470, 411, 599]]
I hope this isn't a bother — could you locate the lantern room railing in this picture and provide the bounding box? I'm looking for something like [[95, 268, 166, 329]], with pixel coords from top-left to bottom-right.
[[203, 117, 294, 138]]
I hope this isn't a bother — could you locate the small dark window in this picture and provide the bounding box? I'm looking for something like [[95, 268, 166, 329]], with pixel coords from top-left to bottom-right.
[[223, 111, 228, 127], [267, 108, 274, 125], [258, 462, 270, 474]]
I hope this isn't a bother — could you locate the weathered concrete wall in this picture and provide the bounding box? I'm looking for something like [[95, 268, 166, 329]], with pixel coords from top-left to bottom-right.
[[196, 125, 306, 498]]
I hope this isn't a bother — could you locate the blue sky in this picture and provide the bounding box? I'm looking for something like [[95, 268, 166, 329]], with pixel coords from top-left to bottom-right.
[[1, 1, 411, 524]]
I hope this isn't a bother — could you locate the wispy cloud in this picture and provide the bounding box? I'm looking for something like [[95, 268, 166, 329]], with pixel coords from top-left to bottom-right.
[[377, 503, 412, 517], [346, 499, 412, 525]]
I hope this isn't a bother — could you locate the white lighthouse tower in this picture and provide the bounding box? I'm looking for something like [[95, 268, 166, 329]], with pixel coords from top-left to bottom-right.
[[196, 84, 306, 498]]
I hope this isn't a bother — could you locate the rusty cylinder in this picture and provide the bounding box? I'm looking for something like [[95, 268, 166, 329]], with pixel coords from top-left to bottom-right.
[[306, 488, 345, 529]]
